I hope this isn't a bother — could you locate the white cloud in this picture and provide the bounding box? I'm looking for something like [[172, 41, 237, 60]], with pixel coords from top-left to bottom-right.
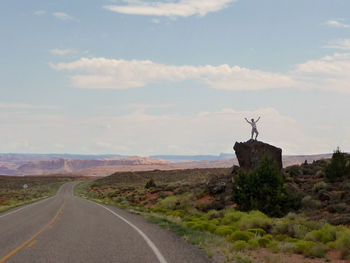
[[294, 53, 350, 92], [325, 19, 350, 29], [324, 39, 350, 50], [52, 12, 75, 21], [50, 48, 78, 56], [103, 0, 236, 17], [51, 52, 350, 93], [34, 10, 46, 16], [51, 57, 295, 90]]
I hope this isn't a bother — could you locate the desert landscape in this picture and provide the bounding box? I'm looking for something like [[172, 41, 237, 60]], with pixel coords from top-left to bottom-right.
[[0, 153, 332, 177]]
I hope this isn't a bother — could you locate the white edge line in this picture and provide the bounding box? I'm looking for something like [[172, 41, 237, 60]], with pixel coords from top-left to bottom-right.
[[0, 196, 54, 218], [89, 200, 168, 263]]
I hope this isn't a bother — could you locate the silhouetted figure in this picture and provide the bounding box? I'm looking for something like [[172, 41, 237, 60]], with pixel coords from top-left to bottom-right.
[[245, 117, 260, 140]]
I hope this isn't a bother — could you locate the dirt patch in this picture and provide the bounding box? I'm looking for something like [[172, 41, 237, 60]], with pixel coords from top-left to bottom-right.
[[196, 195, 214, 204], [140, 192, 159, 205]]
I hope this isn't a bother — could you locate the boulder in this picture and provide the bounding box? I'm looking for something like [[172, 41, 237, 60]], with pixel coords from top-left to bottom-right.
[[233, 139, 282, 170], [206, 175, 227, 195]]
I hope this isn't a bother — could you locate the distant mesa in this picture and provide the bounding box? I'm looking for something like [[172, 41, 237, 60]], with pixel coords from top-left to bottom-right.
[[233, 139, 282, 170]]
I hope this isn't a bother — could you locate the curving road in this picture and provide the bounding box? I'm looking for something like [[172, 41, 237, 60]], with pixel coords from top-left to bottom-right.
[[0, 182, 212, 263]]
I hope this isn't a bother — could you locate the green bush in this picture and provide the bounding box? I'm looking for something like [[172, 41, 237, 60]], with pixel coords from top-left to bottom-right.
[[304, 243, 328, 258], [190, 223, 207, 231], [279, 242, 295, 253], [221, 211, 245, 224], [271, 219, 295, 236], [176, 193, 194, 211], [324, 148, 350, 182], [233, 240, 247, 251], [215, 225, 235, 236], [301, 195, 322, 210], [335, 230, 350, 259], [170, 210, 186, 218], [232, 156, 300, 217], [267, 240, 280, 252], [238, 210, 272, 231], [257, 236, 271, 247], [275, 234, 289, 241], [304, 225, 336, 244], [210, 218, 221, 226], [157, 194, 194, 211], [207, 209, 224, 219], [312, 181, 327, 193], [327, 241, 336, 249], [293, 240, 315, 255], [228, 231, 252, 242], [145, 178, 156, 189], [158, 196, 178, 210], [247, 239, 259, 249]]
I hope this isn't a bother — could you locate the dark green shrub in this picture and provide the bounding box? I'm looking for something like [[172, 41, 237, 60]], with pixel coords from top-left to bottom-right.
[[313, 181, 327, 193], [157, 196, 178, 210], [301, 195, 321, 210], [232, 157, 300, 217], [145, 178, 156, 189], [238, 210, 272, 231], [233, 240, 247, 251], [324, 148, 350, 182], [228, 231, 253, 242], [215, 225, 235, 236], [304, 225, 336, 244], [336, 230, 350, 259], [221, 211, 245, 224], [169, 210, 186, 218], [279, 242, 295, 253], [275, 234, 289, 241], [327, 203, 349, 214], [304, 244, 328, 258], [271, 219, 295, 236], [294, 240, 312, 254], [247, 239, 259, 249], [257, 236, 271, 247]]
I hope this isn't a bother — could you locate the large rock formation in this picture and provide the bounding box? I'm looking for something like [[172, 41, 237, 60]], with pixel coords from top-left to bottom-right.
[[233, 139, 282, 170]]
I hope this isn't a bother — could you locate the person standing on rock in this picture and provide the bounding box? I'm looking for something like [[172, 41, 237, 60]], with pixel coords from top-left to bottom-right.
[[245, 117, 260, 140]]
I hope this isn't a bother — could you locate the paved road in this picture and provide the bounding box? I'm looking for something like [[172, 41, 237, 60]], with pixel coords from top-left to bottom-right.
[[0, 182, 212, 263]]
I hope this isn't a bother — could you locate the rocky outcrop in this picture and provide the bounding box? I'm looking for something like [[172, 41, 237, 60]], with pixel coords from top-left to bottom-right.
[[233, 139, 282, 170]]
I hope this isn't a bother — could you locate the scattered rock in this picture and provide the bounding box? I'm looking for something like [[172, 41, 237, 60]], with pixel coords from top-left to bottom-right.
[[206, 175, 226, 195], [233, 139, 282, 170], [318, 190, 332, 202]]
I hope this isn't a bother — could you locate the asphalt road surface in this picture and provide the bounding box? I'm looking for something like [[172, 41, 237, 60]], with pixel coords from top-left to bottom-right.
[[0, 182, 212, 263]]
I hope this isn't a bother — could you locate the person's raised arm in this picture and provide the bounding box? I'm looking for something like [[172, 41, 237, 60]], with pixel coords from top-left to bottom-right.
[[256, 116, 261, 123], [244, 118, 251, 124]]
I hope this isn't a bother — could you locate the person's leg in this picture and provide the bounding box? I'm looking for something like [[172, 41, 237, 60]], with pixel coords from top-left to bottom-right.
[[251, 129, 254, 140], [255, 130, 259, 140]]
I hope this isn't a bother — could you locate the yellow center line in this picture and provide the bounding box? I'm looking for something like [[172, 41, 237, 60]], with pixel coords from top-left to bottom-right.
[[27, 240, 37, 248], [0, 200, 66, 263]]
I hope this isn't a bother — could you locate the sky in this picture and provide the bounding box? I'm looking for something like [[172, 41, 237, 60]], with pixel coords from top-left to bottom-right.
[[1, 0, 350, 156]]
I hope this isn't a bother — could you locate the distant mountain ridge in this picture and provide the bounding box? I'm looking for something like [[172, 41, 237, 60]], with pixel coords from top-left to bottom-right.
[[0, 153, 333, 177], [0, 153, 127, 165], [0, 156, 167, 176], [150, 153, 235, 162]]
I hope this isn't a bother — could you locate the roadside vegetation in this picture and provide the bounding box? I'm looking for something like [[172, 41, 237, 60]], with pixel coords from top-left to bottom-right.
[[0, 176, 72, 213], [75, 151, 350, 263]]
